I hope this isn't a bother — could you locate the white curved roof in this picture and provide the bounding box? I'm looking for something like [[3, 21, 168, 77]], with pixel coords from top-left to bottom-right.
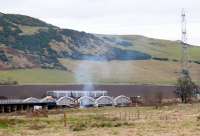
[[114, 95, 131, 105], [23, 97, 40, 103], [95, 96, 114, 105], [78, 96, 95, 101], [56, 96, 75, 106], [78, 96, 95, 105]]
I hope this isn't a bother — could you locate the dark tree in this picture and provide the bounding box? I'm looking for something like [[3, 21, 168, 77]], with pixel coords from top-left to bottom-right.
[[175, 75, 198, 103]]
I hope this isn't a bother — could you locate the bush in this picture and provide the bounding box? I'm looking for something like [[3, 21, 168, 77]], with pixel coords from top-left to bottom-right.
[[0, 79, 18, 85], [152, 57, 169, 61], [194, 61, 200, 64], [172, 59, 179, 62]]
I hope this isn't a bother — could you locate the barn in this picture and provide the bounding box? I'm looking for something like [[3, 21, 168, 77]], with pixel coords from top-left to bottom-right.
[[114, 95, 131, 106], [95, 96, 114, 107]]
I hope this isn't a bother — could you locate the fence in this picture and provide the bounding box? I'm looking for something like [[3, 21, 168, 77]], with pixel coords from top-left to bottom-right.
[[63, 108, 182, 127]]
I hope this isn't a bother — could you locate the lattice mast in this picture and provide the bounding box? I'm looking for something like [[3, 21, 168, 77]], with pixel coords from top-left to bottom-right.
[[180, 9, 189, 77]]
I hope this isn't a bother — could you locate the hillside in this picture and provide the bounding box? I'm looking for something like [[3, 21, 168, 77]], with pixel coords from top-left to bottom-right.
[[0, 59, 199, 85], [118, 35, 200, 61], [0, 12, 200, 85], [0, 12, 152, 70]]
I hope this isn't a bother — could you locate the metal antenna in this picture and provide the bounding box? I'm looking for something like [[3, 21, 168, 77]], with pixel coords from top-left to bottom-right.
[[180, 9, 189, 77]]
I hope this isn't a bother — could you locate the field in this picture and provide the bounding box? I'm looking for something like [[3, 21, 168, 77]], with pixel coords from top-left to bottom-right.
[[0, 104, 200, 136], [0, 34, 200, 85], [0, 59, 200, 85], [119, 35, 200, 60]]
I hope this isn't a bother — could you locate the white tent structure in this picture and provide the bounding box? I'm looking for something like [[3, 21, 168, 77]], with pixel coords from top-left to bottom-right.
[[95, 96, 114, 107], [56, 96, 75, 107], [78, 96, 95, 107], [114, 95, 131, 106], [23, 97, 40, 103]]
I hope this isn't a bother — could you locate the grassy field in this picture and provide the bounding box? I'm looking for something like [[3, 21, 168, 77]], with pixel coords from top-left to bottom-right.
[[1, 35, 200, 85], [119, 35, 200, 60], [0, 69, 75, 85], [0, 104, 200, 136], [0, 59, 199, 85], [0, 35, 200, 85]]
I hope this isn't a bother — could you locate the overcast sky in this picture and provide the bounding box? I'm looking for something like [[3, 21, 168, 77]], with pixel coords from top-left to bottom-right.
[[0, 0, 200, 45]]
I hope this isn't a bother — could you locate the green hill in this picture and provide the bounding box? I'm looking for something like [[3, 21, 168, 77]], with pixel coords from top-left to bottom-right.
[[0, 12, 151, 70], [103, 35, 200, 61], [0, 12, 200, 85]]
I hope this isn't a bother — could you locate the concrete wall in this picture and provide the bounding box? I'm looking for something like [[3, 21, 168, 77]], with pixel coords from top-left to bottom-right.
[[0, 85, 176, 99]]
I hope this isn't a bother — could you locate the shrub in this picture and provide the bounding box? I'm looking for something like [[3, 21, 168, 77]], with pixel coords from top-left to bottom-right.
[[172, 59, 179, 62], [152, 57, 169, 61], [194, 61, 200, 64]]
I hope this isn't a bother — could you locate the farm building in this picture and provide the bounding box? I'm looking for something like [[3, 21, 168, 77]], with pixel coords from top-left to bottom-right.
[[114, 95, 131, 106], [47, 90, 108, 98], [0, 90, 134, 113], [95, 96, 114, 107], [56, 96, 75, 107], [23, 97, 40, 103], [78, 96, 95, 107]]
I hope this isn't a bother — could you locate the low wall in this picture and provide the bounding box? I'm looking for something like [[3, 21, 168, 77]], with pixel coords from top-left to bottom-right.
[[0, 85, 176, 99]]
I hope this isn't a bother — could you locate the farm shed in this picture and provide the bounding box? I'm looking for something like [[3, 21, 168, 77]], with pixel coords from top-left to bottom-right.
[[95, 96, 114, 107], [56, 96, 75, 107], [23, 97, 40, 103], [114, 95, 131, 106], [78, 96, 95, 107]]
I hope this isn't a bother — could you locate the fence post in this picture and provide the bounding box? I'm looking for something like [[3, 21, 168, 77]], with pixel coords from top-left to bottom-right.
[[64, 112, 67, 127], [160, 112, 162, 120], [137, 108, 140, 119], [1, 105, 4, 113], [132, 112, 134, 121]]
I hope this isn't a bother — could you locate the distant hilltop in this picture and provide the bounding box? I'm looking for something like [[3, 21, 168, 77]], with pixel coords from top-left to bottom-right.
[[0, 12, 200, 70]]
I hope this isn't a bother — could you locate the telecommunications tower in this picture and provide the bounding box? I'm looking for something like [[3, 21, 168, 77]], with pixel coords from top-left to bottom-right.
[[180, 9, 190, 77]]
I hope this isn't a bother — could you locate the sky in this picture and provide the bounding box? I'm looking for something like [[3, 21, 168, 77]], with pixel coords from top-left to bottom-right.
[[0, 0, 200, 45]]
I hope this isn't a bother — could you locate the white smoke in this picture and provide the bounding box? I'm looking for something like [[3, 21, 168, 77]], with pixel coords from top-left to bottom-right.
[[74, 61, 94, 84], [74, 61, 94, 107], [74, 54, 113, 107]]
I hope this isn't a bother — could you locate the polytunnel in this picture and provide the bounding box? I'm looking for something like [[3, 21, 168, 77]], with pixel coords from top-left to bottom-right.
[[114, 95, 131, 106], [78, 96, 95, 108], [56, 96, 75, 107], [95, 96, 114, 107]]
